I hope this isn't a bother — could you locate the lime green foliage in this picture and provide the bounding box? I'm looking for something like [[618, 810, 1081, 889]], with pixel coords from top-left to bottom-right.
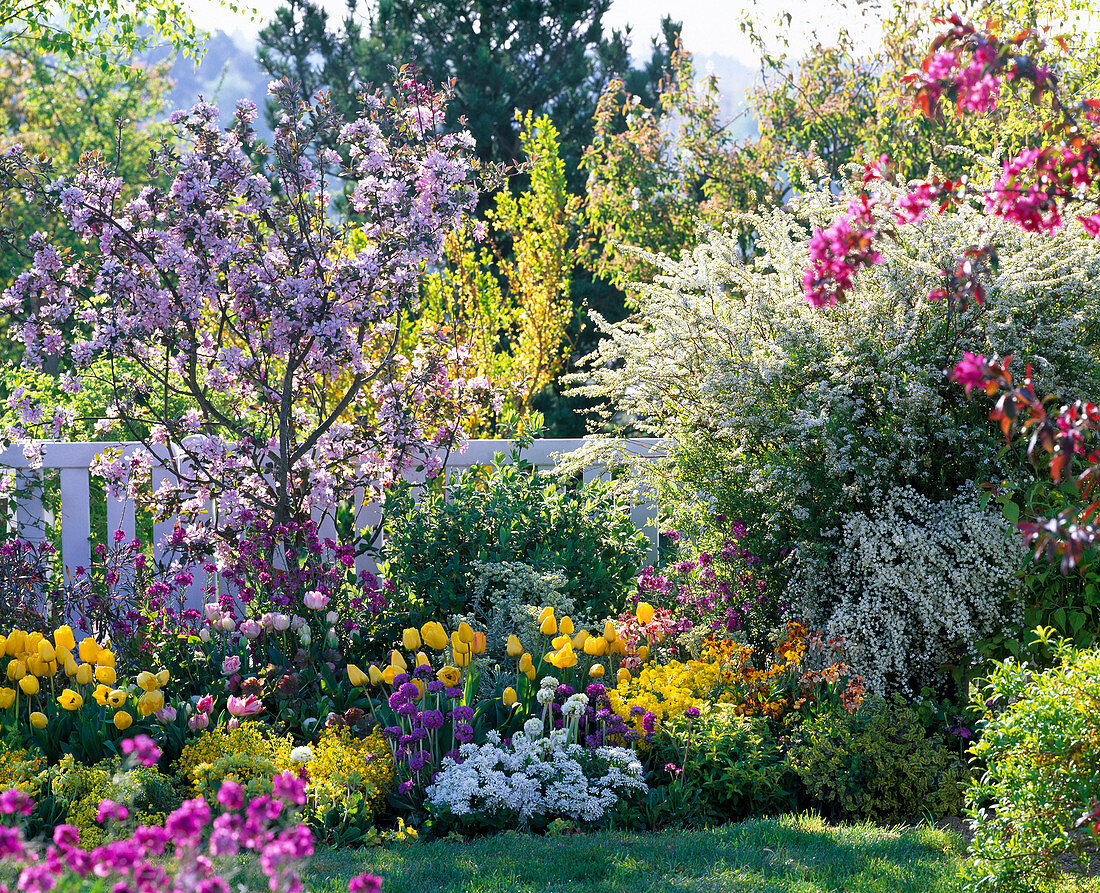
[[305, 726, 394, 846], [382, 440, 647, 624], [647, 709, 795, 825], [176, 723, 294, 801], [50, 755, 180, 849], [1, 0, 206, 63], [788, 696, 966, 823], [415, 114, 578, 433], [305, 817, 966, 893], [965, 637, 1100, 891], [582, 42, 773, 294]]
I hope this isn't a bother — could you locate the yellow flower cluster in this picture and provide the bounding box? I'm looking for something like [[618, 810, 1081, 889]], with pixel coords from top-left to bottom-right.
[[609, 623, 816, 737], [0, 744, 43, 793], [176, 722, 294, 798], [0, 624, 167, 732], [306, 725, 393, 825], [609, 658, 726, 735], [535, 607, 627, 672]]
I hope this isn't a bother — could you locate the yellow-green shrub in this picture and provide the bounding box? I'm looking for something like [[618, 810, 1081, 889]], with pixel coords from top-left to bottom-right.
[[176, 722, 293, 800], [787, 695, 966, 822], [964, 638, 1100, 892], [50, 755, 180, 849], [303, 725, 394, 843]]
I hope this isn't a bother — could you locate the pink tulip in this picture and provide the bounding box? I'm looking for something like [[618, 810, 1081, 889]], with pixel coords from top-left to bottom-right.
[[227, 695, 263, 718]]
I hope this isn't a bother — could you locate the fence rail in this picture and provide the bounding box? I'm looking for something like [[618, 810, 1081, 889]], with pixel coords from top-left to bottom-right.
[[0, 438, 665, 605]]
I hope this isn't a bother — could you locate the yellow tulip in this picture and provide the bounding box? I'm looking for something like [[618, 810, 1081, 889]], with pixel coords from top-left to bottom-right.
[[113, 710, 133, 730], [26, 632, 43, 653], [97, 650, 116, 669], [37, 641, 55, 663], [6, 660, 25, 681], [95, 666, 117, 685], [502, 687, 517, 707], [412, 679, 425, 699], [589, 663, 605, 678], [616, 667, 631, 685], [415, 651, 430, 670], [6, 631, 25, 656], [382, 666, 398, 685], [636, 602, 656, 624], [347, 664, 369, 687], [450, 631, 468, 654], [454, 649, 471, 668], [30, 711, 47, 729], [636, 645, 649, 663], [584, 636, 608, 657], [420, 622, 448, 650], [58, 688, 83, 711], [64, 656, 79, 678], [18, 675, 39, 696], [572, 630, 590, 649], [155, 669, 170, 688], [518, 653, 534, 674], [402, 628, 422, 651], [471, 632, 487, 655], [75, 664, 94, 686], [506, 635, 523, 658], [0, 636, 6, 655], [26, 657, 47, 678], [537, 606, 555, 624], [369, 665, 384, 686], [552, 644, 577, 669], [610, 638, 627, 655], [107, 689, 127, 709], [559, 616, 574, 636], [93, 685, 110, 707], [456, 622, 475, 644], [54, 625, 76, 653], [0, 688, 14, 709], [437, 666, 460, 687], [136, 671, 158, 692], [603, 622, 618, 642], [389, 650, 407, 672], [137, 689, 164, 717], [551, 635, 569, 649], [539, 615, 557, 636], [78, 638, 100, 664]]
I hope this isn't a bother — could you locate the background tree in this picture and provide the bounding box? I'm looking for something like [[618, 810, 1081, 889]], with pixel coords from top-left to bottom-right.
[[413, 113, 579, 435], [256, 0, 652, 185]]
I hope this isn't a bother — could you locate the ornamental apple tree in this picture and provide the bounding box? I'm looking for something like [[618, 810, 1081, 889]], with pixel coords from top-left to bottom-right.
[[0, 74, 489, 570]]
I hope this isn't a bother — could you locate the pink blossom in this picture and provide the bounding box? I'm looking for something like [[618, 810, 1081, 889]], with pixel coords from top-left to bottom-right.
[[951, 352, 988, 394], [221, 655, 241, 676], [802, 194, 883, 307], [227, 694, 263, 717], [303, 590, 329, 611]]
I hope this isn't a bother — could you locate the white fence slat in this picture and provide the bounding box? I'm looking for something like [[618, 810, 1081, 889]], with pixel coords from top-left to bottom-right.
[[59, 467, 92, 577], [106, 493, 136, 543], [14, 469, 47, 542], [151, 464, 173, 567]]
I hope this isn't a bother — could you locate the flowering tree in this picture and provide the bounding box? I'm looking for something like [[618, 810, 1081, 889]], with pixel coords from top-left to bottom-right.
[[0, 75, 486, 569], [801, 15, 1100, 569]]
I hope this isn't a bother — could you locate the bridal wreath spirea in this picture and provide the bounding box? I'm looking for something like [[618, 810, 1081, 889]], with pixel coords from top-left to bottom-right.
[[425, 730, 645, 825]]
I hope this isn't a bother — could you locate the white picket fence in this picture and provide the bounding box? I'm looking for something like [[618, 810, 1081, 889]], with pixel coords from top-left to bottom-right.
[[0, 438, 664, 603]]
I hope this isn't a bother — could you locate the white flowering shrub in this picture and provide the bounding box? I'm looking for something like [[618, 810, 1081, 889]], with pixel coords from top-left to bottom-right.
[[791, 485, 1026, 693], [424, 730, 646, 834], [566, 169, 1100, 686], [451, 560, 588, 666]]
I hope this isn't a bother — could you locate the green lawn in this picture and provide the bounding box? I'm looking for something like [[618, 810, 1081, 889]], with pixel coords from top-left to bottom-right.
[[304, 814, 969, 893]]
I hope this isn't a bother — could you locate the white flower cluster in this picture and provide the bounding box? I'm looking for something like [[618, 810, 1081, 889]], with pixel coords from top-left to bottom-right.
[[791, 484, 1026, 693], [426, 730, 646, 826]]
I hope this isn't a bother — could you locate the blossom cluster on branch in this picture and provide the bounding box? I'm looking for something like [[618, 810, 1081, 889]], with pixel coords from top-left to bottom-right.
[[0, 72, 491, 567]]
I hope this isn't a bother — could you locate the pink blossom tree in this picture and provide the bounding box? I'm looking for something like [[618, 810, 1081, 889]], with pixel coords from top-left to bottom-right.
[[800, 15, 1099, 569], [0, 74, 488, 569]]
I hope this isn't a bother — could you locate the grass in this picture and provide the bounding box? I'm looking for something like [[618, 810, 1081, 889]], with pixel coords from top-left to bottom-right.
[[304, 814, 969, 893]]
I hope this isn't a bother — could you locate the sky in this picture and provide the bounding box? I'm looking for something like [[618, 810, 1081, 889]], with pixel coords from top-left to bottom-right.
[[185, 0, 887, 65]]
